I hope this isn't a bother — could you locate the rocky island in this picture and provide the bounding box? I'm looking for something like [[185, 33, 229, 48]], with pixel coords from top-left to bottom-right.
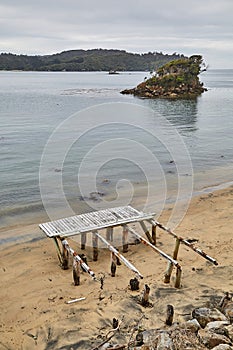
[[121, 55, 207, 99]]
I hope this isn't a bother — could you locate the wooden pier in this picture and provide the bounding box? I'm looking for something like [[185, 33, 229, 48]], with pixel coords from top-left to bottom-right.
[[39, 205, 217, 288]]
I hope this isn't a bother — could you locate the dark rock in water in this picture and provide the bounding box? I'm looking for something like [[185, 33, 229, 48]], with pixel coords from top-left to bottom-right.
[[89, 191, 105, 201]]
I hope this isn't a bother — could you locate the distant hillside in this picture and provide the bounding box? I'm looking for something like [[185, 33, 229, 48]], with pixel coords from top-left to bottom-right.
[[0, 49, 186, 72]]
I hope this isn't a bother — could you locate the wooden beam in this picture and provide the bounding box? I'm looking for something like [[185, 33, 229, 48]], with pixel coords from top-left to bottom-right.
[[61, 239, 96, 281], [127, 226, 181, 268], [52, 237, 63, 264], [95, 232, 143, 279], [149, 219, 218, 265], [139, 221, 154, 244], [111, 252, 117, 277], [92, 231, 98, 261], [164, 238, 181, 284], [122, 225, 128, 253], [106, 226, 113, 241], [127, 226, 182, 288], [81, 233, 86, 250], [152, 224, 157, 246], [72, 258, 80, 286]]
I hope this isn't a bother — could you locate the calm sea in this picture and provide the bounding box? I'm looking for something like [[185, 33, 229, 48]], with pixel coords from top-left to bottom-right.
[[0, 69, 233, 240]]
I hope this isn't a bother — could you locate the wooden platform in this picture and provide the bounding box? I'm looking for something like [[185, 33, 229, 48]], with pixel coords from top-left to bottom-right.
[[39, 205, 155, 238]]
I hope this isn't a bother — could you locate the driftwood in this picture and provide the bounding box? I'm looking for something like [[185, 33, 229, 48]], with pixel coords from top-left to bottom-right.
[[219, 292, 232, 309], [141, 284, 150, 306], [66, 297, 85, 304], [91, 318, 124, 350], [135, 332, 144, 346], [165, 304, 174, 326]]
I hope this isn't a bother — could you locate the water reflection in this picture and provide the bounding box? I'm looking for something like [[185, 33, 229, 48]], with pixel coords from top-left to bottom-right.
[[145, 98, 199, 134]]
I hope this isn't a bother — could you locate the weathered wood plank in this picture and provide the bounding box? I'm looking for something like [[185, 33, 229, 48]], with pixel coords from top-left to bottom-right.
[[40, 206, 155, 238]]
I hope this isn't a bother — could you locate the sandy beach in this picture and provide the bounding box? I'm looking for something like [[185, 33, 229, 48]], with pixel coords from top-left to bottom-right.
[[0, 186, 233, 350]]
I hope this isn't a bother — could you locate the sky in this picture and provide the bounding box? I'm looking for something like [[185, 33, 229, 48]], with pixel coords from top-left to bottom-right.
[[0, 0, 232, 68]]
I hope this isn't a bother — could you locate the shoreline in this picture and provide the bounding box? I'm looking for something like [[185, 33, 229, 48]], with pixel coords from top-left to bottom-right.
[[0, 184, 233, 348], [1, 177, 233, 249]]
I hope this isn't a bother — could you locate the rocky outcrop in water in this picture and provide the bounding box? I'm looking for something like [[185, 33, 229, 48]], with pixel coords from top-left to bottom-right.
[[121, 55, 207, 99]]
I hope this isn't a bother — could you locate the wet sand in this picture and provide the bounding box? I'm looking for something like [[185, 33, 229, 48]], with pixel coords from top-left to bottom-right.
[[0, 186, 233, 349]]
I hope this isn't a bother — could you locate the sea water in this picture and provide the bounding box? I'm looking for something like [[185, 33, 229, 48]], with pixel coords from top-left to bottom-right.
[[0, 70, 233, 238]]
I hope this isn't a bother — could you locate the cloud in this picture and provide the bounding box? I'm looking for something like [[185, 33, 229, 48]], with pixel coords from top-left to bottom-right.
[[0, 0, 232, 67]]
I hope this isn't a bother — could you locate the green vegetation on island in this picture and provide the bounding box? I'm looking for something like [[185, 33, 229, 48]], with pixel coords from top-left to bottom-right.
[[121, 55, 207, 98], [0, 49, 185, 72]]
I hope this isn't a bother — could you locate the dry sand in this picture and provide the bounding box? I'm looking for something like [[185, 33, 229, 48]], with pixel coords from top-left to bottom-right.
[[0, 186, 233, 350]]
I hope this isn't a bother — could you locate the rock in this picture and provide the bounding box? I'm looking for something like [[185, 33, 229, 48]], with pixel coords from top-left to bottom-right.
[[157, 331, 174, 350], [142, 329, 160, 344], [223, 302, 233, 323], [206, 321, 230, 337], [211, 345, 233, 350], [199, 329, 232, 349], [185, 319, 201, 333], [192, 308, 227, 328], [206, 321, 230, 330], [226, 325, 233, 341]]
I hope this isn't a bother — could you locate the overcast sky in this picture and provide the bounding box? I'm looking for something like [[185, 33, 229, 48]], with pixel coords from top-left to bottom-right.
[[0, 0, 232, 68]]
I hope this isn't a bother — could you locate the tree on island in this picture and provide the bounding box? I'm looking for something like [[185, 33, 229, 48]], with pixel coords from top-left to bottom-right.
[[121, 55, 208, 98]]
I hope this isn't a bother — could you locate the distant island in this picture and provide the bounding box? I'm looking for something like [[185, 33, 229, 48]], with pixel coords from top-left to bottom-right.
[[0, 49, 185, 72], [121, 55, 207, 99]]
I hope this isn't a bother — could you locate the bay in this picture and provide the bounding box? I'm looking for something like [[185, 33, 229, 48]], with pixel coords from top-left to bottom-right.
[[0, 70, 232, 236]]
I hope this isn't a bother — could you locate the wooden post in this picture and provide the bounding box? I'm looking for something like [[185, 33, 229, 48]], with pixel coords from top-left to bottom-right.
[[73, 258, 80, 286], [164, 238, 181, 284], [174, 266, 182, 288], [95, 232, 143, 279], [53, 237, 63, 264], [130, 277, 139, 291], [141, 284, 150, 306], [152, 224, 157, 246], [140, 221, 154, 244], [106, 227, 113, 241], [62, 239, 96, 280], [165, 305, 174, 326], [122, 225, 128, 253], [149, 219, 218, 266], [81, 233, 86, 250], [111, 252, 117, 277], [61, 239, 69, 270], [92, 231, 98, 261], [112, 318, 119, 329]]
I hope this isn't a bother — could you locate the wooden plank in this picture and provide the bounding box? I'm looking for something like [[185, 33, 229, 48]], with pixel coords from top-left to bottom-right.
[[39, 206, 155, 238], [149, 219, 218, 266], [95, 232, 143, 279]]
